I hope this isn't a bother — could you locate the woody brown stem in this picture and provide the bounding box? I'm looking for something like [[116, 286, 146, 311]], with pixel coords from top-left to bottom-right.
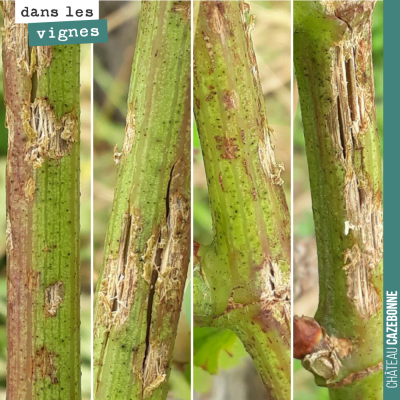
[[2, 2, 81, 399]]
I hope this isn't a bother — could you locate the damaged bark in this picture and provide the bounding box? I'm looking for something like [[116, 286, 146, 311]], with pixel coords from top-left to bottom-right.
[[93, 2, 191, 400], [2, 2, 81, 399], [193, 2, 291, 399], [294, 1, 383, 398]]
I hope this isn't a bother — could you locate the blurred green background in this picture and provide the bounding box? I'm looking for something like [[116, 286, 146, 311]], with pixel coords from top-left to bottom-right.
[[193, 2, 291, 399], [292, 2, 383, 399], [0, 24, 92, 400], [93, 2, 191, 399]]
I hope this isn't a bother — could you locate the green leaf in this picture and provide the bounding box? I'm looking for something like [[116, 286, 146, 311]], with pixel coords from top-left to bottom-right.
[[219, 335, 247, 370], [194, 327, 244, 374], [193, 366, 213, 394], [168, 368, 191, 400]]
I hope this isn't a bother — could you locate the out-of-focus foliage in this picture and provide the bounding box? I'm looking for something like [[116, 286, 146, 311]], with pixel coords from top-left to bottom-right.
[[194, 328, 247, 375]]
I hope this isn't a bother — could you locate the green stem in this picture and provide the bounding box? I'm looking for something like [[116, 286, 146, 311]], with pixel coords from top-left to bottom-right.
[[93, 2, 191, 400], [194, 2, 291, 399], [2, 2, 81, 399], [294, 1, 383, 397]]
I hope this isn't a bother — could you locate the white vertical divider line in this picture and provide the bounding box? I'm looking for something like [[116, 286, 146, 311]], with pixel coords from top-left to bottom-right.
[[90, 39, 94, 400], [190, 1, 195, 400], [290, 0, 294, 399]]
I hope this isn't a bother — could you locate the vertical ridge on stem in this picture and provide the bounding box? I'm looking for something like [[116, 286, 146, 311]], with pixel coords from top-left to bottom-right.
[[194, 2, 291, 399], [93, 2, 191, 399], [294, 1, 383, 396], [2, 2, 81, 398]]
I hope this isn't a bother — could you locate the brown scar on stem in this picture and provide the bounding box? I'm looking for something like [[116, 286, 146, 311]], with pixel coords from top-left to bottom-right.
[[1, 6, 52, 79], [1, 8, 30, 74], [171, 2, 191, 21], [343, 244, 381, 318], [29, 270, 41, 293], [142, 343, 168, 398], [113, 144, 122, 165], [210, 288, 259, 323], [141, 191, 189, 397], [223, 90, 239, 110], [193, 58, 199, 84], [193, 241, 201, 264], [36, 46, 53, 77], [205, 91, 217, 102], [241, 130, 246, 144], [218, 172, 225, 192], [240, 2, 257, 68], [142, 229, 163, 285], [123, 101, 136, 155], [23, 177, 36, 201], [226, 286, 245, 311], [259, 258, 290, 332], [243, 12, 256, 41], [155, 193, 189, 303], [214, 136, 239, 159], [243, 159, 250, 176], [239, 2, 250, 25], [328, 37, 382, 319], [208, 1, 225, 37], [327, 361, 383, 388], [33, 346, 58, 384], [23, 98, 78, 168], [243, 159, 254, 183], [45, 281, 64, 317], [202, 31, 215, 74], [324, 1, 375, 31], [258, 129, 284, 185], [95, 211, 141, 335]]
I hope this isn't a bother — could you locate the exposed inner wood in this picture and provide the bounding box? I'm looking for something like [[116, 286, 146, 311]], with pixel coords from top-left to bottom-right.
[[329, 40, 382, 319]]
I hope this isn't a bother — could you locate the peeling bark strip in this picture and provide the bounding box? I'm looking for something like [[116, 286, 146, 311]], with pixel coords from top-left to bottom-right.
[[328, 361, 383, 389], [2, 17, 30, 73], [123, 101, 137, 155], [93, 2, 191, 400], [142, 343, 168, 398], [95, 212, 140, 334], [294, 1, 383, 396], [33, 346, 58, 384], [24, 98, 77, 168], [259, 135, 285, 186], [2, 2, 81, 399], [259, 259, 290, 330], [328, 37, 382, 319], [193, 2, 291, 400], [45, 281, 65, 317], [35, 46, 53, 77]]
